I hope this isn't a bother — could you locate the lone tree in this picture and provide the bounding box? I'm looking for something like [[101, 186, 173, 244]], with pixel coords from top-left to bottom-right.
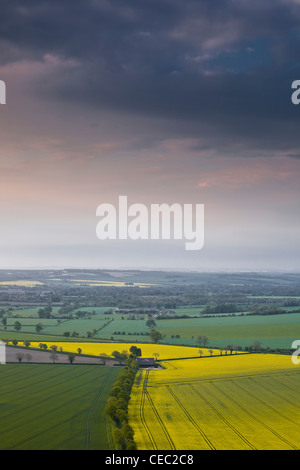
[[14, 321, 21, 332], [146, 319, 156, 328], [35, 323, 43, 333], [16, 353, 24, 363], [24, 353, 32, 363], [153, 352, 160, 361], [111, 350, 128, 364], [50, 353, 59, 364], [129, 346, 142, 359], [150, 330, 163, 344], [68, 353, 76, 364], [99, 353, 109, 365], [197, 335, 209, 347]]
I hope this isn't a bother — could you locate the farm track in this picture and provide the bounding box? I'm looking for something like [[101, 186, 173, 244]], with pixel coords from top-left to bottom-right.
[[212, 381, 299, 450], [166, 385, 215, 450], [139, 371, 157, 450], [53, 368, 114, 450], [84, 368, 113, 449], [188, 384, 256, 450], [145, 388, 176, 450], [105, 414, 115, 451]]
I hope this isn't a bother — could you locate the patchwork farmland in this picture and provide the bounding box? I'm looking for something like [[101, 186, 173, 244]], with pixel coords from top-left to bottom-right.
[[1, 269, 300, 450]]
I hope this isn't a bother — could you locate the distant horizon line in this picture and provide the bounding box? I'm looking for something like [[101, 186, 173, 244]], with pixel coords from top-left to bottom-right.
[[0, 266, 299, 274]]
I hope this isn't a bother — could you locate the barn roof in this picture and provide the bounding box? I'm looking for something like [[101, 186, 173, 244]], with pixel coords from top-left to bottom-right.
[[137, 357, 158, 367]]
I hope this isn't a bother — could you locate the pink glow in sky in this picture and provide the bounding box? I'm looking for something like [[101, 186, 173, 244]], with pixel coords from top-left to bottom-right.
[[0, 1, 300, 271]]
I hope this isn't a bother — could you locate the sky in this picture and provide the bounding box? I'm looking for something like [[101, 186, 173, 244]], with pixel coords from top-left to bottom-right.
[[0, 0, 300, 271]]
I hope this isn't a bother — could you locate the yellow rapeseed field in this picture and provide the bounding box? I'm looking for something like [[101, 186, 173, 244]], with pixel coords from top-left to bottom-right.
[[0, 281, 44, 287], [128, 353, 300, 450], [15, 341, 222, 360], [146, 353, 296, 385]]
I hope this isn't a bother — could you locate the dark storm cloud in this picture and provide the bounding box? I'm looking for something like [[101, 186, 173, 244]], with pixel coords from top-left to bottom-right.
[[0, 0, 297, 60], [2, 0, 300, 153]]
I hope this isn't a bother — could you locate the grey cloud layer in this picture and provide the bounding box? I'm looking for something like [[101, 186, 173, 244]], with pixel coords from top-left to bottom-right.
[[1, 0, 300, 154]]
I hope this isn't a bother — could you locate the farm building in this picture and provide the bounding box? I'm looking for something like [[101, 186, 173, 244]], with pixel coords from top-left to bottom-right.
[[137, 358, 161, 369]]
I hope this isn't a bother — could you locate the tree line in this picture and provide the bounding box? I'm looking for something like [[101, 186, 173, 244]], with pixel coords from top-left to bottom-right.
[[105, 346, 141, 450]]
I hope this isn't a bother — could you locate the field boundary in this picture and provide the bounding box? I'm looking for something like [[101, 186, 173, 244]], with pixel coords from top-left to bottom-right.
[[159, 351, 251, 362]]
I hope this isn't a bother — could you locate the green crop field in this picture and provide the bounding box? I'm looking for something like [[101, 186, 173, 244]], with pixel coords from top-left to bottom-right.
[[38, 318, 110, 337], [2, 318, 110, 338], [6, 307, 62, 318], [0, 364, 120, 450], [154, 313, 300, 349], [90, 312, 300, 349], [70, 307, 115, 314], [95, 318, 150, 339], [2, 311, 300, 350]]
